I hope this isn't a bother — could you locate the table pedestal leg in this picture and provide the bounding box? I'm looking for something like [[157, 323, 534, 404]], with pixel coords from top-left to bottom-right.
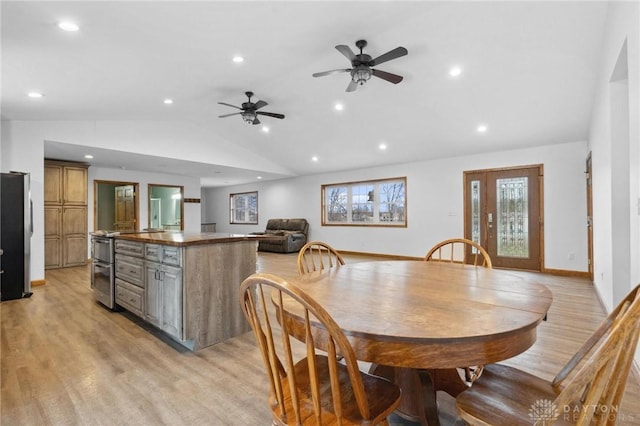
[[426, 368, 470, 397], [370, 365, 440, 426]]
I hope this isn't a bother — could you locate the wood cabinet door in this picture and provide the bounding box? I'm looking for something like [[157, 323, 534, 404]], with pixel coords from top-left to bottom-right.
[[63, 166, 87, 205], [144, 263, 162, 327], [161, 265, 183, 339], [44, 206, 62, 237], [44, 206, 62, 269], [44, 237, 61, 269], [44, 164, 62, 204], [63, 235, 87, 267], [62, 207, 87, 236]]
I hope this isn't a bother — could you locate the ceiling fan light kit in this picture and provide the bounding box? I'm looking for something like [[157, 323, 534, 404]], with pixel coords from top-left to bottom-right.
[[313, 39, 408, 92], [351, 65, 372, 85]]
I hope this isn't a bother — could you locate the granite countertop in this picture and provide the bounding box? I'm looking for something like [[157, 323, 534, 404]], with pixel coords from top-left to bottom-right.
[[115, 231, 267, 247]]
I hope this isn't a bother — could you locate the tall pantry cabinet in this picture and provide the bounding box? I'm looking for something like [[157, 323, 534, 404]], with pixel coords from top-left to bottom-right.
[[44, 160, 88, 269]]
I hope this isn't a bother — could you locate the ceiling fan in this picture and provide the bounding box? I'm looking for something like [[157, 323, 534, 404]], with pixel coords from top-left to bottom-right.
[[218, 91, 285, 125], [312, 39, 408, 92]]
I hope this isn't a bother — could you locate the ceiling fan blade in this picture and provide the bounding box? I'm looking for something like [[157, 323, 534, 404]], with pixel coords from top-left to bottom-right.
[[252, 117, 261, 125], [218, 112, 242, 118], [218, 102, 242, 109], [346, 79, 358, 92], [335, 45, 356, 62], [254, 100, 268, 110], [313, 69, 351, 78], [372, 69, 404, 84], [370, 46, 408, 66], [256, 111, 285, 119]]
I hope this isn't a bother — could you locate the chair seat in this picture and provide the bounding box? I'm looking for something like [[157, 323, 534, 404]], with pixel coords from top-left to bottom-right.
[[456, 364, 576, 426], [272, 355, 401, 425]]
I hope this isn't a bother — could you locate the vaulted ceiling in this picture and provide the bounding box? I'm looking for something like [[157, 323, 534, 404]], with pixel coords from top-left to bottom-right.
[[1, 1, 608, 186]]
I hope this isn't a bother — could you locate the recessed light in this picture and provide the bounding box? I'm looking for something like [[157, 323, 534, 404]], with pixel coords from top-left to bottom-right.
[[58, 21, 79, 32], [379, 143, 387, 150], [311, 156, 319, 162], [334, 103, 344, 111], [261, 126, 270, 133], [27, 92, 44, 98], [477, 124, 488, 133], [449, 66, 462, 77], [163, 98, 173, 104], [232, 55, 244, 63], [84, 154, 94, 159], [257, 176, 263, 180]]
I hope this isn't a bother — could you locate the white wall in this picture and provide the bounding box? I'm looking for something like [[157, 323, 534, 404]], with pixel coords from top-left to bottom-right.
[[587, 0, 640, 311], [586, 1, 639, 366], [203, 140, 588, 270]]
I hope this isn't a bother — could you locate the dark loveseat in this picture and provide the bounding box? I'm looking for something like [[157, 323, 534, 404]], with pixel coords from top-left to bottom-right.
[[253, 218, 309, 253]]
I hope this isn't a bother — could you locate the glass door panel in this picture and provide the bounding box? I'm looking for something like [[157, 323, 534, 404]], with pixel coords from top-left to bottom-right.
[[496, 177, 529, 258]]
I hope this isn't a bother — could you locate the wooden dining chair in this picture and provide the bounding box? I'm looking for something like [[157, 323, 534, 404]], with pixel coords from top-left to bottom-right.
[[297, 241, 346, 275], [456, 284, 640, 425], [424, 238, 492, 268], [240, 273, 402, 425], [424, 238, 492, 384]]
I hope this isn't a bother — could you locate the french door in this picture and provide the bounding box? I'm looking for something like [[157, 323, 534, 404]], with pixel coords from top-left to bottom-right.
[[464, 165, 543, 271]]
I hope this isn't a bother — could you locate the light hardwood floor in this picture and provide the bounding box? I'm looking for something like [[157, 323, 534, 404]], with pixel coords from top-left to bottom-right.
[[1, 252, 639, 425]]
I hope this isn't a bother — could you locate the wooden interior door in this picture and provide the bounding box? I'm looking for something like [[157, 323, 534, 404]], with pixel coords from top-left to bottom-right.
[[465, 165, 543, 271], [586, 153, 593, 281], [115, 185, 136, 231]]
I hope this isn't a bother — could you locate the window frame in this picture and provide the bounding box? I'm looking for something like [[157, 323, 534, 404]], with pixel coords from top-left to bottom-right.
[[229, 191, 259, 224], [321, 177, 407, 227]]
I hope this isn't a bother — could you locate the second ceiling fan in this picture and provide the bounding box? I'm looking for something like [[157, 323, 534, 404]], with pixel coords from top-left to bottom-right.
[[313, 39, 408, 92]]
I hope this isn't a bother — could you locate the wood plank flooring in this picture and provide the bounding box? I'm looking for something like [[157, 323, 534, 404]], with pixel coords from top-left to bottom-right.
[[1, 252, 639, 425]]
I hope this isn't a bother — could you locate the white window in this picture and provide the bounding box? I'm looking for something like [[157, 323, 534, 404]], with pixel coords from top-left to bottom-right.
[[321, 177, 407, 226], [230, 191, 258, 224]]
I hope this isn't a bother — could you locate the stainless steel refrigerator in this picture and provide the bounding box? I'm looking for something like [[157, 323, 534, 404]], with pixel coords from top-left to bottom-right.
[[1, 172, 33, 301]]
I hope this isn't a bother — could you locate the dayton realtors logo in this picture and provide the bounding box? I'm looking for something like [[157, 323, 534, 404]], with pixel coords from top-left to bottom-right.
[[529, 399, 559, 425], [529, 400, 628, 424]]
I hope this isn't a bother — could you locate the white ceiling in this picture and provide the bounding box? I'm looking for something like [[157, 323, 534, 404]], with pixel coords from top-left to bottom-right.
[[1, 1, 608, 187]]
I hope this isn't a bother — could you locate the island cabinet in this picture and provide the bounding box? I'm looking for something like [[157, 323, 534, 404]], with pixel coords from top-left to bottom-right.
[[144, 244, 183, 340], [114, 233, 259, 351]]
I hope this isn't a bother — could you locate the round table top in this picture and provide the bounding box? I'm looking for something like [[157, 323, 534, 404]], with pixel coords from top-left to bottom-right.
[[281, 260, 553, 369]]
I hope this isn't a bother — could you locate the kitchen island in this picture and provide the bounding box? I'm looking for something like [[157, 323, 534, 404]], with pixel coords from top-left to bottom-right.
[[113, 232, 260, 351]]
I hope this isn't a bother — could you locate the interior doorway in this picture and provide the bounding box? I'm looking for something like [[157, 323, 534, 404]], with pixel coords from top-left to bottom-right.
[[94, 180, 139, 232], [464, 165, 543, 271], [148, 184, 183, 230]]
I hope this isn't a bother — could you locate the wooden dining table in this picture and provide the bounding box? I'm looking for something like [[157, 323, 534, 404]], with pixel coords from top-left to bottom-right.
[[277, 260, 553, 426]]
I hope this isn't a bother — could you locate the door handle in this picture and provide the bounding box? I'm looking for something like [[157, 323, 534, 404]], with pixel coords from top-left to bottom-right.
[[487, 213, 493, 229]]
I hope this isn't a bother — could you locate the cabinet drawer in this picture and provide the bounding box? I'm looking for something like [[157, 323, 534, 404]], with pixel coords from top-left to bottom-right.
[[115, 254, 144, 286], [161, 246, 182, 266], [145, 244, 161, 262], [145, 244, 182, 266], [115, 240, 144, 257], [115, 278, 144, 318]]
